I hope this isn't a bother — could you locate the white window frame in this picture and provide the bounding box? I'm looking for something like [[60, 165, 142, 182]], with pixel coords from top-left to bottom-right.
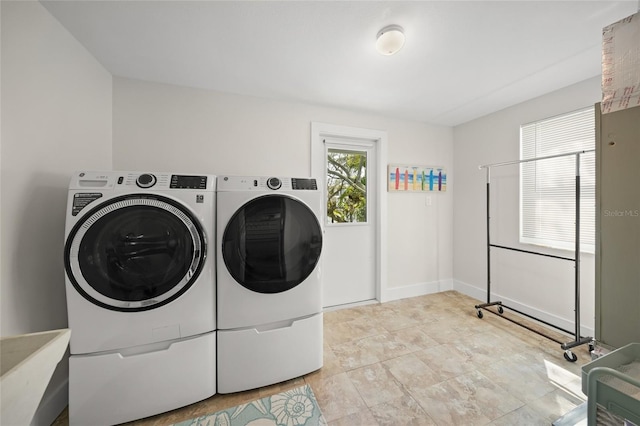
[[519, 106, 595, 254]]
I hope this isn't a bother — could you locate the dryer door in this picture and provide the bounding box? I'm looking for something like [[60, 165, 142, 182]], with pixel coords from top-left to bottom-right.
[[64, 194, 206, 311], [222, 194, 322, 294]]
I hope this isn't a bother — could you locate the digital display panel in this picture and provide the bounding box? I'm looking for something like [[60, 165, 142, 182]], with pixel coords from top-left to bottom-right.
[[170, 175, 207, 189]]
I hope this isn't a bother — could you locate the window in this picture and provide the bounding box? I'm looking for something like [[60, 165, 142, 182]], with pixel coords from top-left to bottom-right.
[[326, 148, 367, 223], [520, 106, 595, 253]]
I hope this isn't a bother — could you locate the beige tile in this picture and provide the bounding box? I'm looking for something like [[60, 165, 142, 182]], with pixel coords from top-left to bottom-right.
[[382, 353, 444, 389], [414, 343, 478, 380], [323, 306, 389, 346], [541, 356, 582, 387], [346, 363, 406, 407], [402, 306, 450, 324], [420, 318, 477, 344], [369, 395, 436, 426], [328, 408, 380, 426], [476, 355, 558, 403], [526, 387, 585, 423], [307, 372, 368, 423], [449, 331, 523, 367], [331, 336, 382, 371], [562, 375, 587, 398], [324, 306, 369, 324], [407, 378, 494, 425], [344, 316, 390, 341], [323, 320, 358, 346], [388, 326, 440, 350], [374, 307, 424, 332], [488, 404, 550, 426], [367, 332, 421, 361], [408, 371, 524, 424]]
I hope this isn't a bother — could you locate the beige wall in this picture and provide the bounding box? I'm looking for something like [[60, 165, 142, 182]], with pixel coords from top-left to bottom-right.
[[1, 1, 112, 423], [453, 77, 601, 336], [113, 77, 455, 297]]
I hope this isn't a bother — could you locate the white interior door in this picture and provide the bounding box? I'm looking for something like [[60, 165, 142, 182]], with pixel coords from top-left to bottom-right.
[[323, 140, 376, 307], [311, 122, 388, 308]]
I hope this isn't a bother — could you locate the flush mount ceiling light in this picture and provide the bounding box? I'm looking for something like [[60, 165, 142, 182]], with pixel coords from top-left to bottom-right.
[[376, 25, 405, 56]]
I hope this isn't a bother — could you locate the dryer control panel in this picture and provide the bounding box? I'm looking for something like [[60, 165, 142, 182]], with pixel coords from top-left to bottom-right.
[[291, 178, 317, 190], [219, 176, 318, 192]]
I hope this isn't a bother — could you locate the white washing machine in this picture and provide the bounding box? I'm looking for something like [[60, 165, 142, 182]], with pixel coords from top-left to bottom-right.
[[216, 176, 324, 394], [64, 171, 216, 425]]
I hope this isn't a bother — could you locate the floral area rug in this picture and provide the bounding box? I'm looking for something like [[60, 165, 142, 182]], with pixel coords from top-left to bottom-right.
[[172, 384, 327, 426]]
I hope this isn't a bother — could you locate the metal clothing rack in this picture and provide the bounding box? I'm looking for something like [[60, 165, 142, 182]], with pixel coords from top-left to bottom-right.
[[474, 150, 595, 362]]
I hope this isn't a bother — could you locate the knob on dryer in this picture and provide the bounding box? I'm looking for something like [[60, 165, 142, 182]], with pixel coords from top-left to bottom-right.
[[267, 177, 282, 190], [136, 173, 157, 188]]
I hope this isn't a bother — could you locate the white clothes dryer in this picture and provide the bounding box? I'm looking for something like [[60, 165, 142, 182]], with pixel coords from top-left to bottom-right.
[[64, 171, 216, 425], [216, 176, 323, 394]]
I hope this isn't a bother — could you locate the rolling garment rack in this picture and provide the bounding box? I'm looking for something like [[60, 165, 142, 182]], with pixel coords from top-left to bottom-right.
[[474, 150, 594, 362]]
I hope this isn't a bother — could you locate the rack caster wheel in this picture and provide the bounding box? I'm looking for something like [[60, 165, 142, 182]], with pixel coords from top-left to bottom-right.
[[497, 306, 504, 314], [476, 310, 483, 319], [564, 350, 578, 362], [588, 340, 596, 353]]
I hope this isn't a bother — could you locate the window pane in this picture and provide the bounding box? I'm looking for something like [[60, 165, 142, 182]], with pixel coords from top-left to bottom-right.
[[520, 106, 595, 252], [327, 149, 367, 223]]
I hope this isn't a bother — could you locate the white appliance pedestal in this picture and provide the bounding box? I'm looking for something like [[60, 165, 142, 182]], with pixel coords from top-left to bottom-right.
[[69, 331, 216, 426], [217, 313, 322, 394]]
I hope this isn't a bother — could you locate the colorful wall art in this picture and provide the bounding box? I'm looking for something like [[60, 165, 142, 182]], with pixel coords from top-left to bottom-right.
[[387, 165, 447, 192]]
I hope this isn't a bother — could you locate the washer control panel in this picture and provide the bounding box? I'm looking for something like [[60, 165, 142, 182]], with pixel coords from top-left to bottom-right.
[[124, 173, 208, 189], [70, 171, 214, 192], [170, 175, 208, 189]]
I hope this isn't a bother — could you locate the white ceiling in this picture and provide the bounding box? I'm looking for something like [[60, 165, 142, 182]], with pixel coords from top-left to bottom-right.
[[40, 1, 639, 126]]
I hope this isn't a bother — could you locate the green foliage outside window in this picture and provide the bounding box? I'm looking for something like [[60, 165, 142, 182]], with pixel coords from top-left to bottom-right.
[[327, 149, 367, 223]]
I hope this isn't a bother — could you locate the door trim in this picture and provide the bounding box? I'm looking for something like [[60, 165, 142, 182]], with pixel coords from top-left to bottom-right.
[[311, 122, 388, 303]]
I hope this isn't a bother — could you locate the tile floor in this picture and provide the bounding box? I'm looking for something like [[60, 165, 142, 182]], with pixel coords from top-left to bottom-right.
[[53, 290, 593, 425]]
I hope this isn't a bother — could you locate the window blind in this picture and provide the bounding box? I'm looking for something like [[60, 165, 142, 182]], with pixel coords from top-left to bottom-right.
[[520, 106, 595, 252]]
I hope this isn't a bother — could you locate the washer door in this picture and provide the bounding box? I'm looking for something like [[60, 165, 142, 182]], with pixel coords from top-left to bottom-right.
[[222, 195, 322, 294], [64, 194, 206, 311]]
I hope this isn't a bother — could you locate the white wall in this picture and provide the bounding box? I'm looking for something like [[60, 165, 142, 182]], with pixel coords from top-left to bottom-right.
[[452, 77, 601, 336], [1, 1, 112, 423], [113, 77, 454, 298]]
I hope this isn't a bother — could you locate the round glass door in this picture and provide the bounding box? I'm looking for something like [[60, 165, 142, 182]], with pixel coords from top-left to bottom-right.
[[222, 195, 322, 294], [64, 194, 206, 311]]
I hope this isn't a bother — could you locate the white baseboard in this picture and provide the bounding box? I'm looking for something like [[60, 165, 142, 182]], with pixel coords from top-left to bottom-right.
[[452, 279, 487, 302], [384, 279, 454, 303], [323, 299, 378, 311], [453, 279, 595, 338]]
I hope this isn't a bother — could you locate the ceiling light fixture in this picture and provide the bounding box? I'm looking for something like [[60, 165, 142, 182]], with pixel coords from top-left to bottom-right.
[[376, 25, 405, 56]]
